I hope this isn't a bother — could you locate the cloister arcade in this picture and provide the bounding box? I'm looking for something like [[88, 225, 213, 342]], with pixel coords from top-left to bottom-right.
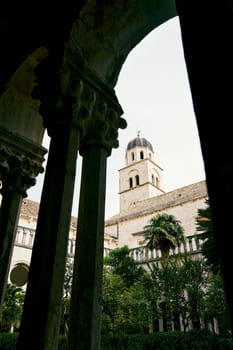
[[0, 1, 233, 349]]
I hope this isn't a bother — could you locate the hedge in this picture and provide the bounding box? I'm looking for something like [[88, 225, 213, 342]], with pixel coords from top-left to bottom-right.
[[0, 329, 232, 350]]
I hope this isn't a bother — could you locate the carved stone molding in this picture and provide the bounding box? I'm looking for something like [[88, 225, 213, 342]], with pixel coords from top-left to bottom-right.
[[42, 66, 127, 156], [0, 47, 49, 145], [0, 128, 47, 197], [60, 68, 126, 156], [75, 82, 127, 156], [0, 144, 44, 197]]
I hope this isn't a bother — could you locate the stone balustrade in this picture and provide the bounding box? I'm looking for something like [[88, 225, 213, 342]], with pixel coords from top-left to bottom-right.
[[129, 235, 202, 263], [15, 226, 35, 249], [14, 225, 203, 263]]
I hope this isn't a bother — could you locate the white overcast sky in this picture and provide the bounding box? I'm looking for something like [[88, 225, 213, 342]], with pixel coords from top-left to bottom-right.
[[27, 16, 206, 219]]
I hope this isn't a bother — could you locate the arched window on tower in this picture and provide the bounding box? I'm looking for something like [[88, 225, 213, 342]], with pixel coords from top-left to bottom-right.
[[129, 177, 133, 188], [152, 174, 155, 184], [140, 151, 144, 159], [156, 177, 159, 186], [131, 152, 134, 161], [135, 175, 140, 186]]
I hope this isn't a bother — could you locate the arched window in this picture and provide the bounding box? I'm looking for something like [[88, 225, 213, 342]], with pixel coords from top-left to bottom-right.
[[131, 152, 134, 161], [140, 151, 144, 159], [152, 174, 155, 184], [129, 177, 133, 188], [156, 177, 159, 186], [135, 175, 140, 186]]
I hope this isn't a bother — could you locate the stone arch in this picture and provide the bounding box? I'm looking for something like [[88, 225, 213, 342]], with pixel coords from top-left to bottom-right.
[[67, 0, 177, 87], [1, 2, 232, 349], [0, 47, 49, 144]]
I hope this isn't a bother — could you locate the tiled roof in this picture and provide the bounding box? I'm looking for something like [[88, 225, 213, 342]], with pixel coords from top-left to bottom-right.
[[21, 199, 77, 227], [105, 180, 208, 224], [21, 180, 207, 228], [21, 199, 40, 218]]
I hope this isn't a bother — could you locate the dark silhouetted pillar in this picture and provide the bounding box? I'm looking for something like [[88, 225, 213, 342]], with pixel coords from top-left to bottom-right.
[[68, 80, 126, 350], [16, 94, 80, 350], [176, 0, 233, 333], [0, 129, 46, 314]]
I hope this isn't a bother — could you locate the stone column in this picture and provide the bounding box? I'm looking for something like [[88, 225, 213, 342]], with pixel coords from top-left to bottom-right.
[[16, 93, 81, 350], [68, 81, 126, 350], [0, 129, 46, 313], [0, 46, 48, 313]]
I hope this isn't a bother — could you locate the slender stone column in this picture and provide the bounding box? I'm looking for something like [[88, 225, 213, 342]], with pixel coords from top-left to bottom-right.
[[0, 46, 49, 313], [68, 84, 126, 350], [16, 94, 81, 350], [0, 187, 22, 311], [0, 133, 46, 314]]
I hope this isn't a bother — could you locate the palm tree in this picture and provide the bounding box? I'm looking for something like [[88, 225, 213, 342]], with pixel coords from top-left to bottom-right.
[[196, 199, 222, 275], [143, 213, 185, 259]]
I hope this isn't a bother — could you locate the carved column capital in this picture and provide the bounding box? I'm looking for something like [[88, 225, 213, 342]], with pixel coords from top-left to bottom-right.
[[0, 128, 46, 197], [0, 144, 44, 197], [72, 80, 127, 156], [40, 56, 127, 154]]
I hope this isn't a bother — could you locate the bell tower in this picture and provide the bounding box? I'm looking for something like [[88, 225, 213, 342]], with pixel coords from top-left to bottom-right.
[[119, 133, 165, 212]]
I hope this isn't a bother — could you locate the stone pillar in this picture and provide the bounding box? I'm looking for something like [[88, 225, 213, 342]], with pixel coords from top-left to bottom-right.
[[0, 129, 46, 313], [16, 94, 81, 350], [175, 0, 233, 332], [68, 81, 126, 350], [0, 45, 48, 313]]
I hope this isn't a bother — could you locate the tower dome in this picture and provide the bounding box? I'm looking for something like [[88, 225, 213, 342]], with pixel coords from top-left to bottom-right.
[[119, 132, 164, 212], [125, 132, 155, 165], [127, 134, 154, 153]]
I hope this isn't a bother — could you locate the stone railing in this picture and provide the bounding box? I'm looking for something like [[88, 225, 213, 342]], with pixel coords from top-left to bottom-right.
[[15, 226, 202, 262], [15, 226, 114, 259], [129, 234, 202, 263], [15, 226, 35, 249]]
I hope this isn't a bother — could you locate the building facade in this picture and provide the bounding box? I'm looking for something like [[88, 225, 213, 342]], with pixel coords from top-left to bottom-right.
[[9, 134, 208, 287]]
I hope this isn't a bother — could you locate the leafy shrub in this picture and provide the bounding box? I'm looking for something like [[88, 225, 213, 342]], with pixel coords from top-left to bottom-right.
[[0, 330, 232, 350], [0, 332, 18, 350], [57, 335, 68, 350]]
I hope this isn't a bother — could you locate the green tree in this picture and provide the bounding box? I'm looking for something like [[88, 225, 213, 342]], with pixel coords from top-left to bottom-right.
[[203, 273, 229, 332], [179, 255, 208, 330], [196, 199, 222, 275], [141, 264, 162, 332], [60, 258, 73, 335], [115, 282, 150, 334], [102, 266, 150, 335], [104, 245, 145, 288], [63, 257, 73, 299], [143, 213, 185, 259], [144, 255, 208, 332], [102, 251, 229, 335], [0, 284, 25, 332], [102, 267, 126, 334]]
